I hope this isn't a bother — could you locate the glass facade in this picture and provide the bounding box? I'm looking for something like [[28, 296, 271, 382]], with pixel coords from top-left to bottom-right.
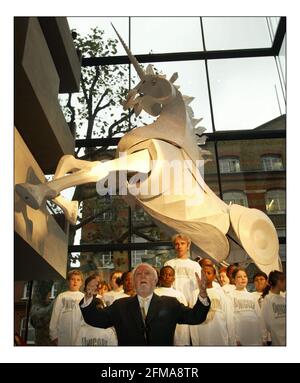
[[131, 60, 213, 131], [208, 57, 285, 130], [15, 16, 286, 346], [131, 17, 203, 54], [202, 17, 272, 50]]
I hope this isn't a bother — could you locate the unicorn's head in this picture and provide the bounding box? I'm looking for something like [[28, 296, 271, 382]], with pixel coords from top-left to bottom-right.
[[123, 64, 178, 117], [111, 24, 178, 117]]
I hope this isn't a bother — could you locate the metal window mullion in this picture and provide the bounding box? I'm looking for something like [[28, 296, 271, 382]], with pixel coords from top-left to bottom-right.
[[200, 17, 223, 199]]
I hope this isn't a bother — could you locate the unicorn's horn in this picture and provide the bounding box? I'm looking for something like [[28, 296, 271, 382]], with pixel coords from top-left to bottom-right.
[[111, 23, 145, 80]]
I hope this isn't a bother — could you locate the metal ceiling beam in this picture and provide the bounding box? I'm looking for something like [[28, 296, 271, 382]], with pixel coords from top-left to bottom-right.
[[69, 242, 173, 252], [80, 17, 286, 68], [82, 47, 275, 67], [69, 237, 285, 253], [75, 129, 286, 148]]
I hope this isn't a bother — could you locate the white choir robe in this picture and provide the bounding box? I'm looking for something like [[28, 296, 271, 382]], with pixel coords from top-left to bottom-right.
[[190, 286, 235, 346], [75, 320, 118, 346], [164, 258, 202, 307], [49, 290, 84, 346], [228, 288, 264, 346], [261, 291, 286, 346]]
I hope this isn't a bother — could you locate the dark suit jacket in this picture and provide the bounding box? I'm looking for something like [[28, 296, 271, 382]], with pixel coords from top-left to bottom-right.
[[80, 293, 210, 346]]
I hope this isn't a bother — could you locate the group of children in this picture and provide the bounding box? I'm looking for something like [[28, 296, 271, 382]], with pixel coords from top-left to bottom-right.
[[49, 233, 286, 346]]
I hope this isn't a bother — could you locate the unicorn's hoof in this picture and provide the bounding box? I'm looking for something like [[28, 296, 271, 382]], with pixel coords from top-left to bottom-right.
[[15, 183, 43, 209]]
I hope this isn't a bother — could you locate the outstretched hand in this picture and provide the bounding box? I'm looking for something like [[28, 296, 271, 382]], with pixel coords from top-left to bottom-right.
[[85, 277, 99, 299], [195, 269, 208, 298]]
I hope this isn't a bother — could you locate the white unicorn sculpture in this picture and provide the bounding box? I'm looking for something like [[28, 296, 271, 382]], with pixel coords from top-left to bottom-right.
[[15, 25, 281, 274]]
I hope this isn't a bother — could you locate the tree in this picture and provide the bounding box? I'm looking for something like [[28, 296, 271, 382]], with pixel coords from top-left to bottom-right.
[[58, 27, 154, 271], [58, 28, 133, 244], [62, 27, 138, 156]]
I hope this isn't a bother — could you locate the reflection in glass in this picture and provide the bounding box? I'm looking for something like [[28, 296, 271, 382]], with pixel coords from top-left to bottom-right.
[[131, 248, 175, 269], [267, 17, 281, 40], [132, 207, 171, 243], [73, 251, 130, 280], [223, 191, 248, 207], [20, 317, 35, 345], [208, 57, 285, 130], [202, 141, 220, 196], [278, 34, 286, 85], [202, 17, 272, 50], [217, 135, 285, 231], [265, 189, 286, 214], [80, 195, 128, 244], [131, 17, 202, 54], [219, 157, 241, 173], [261, 154, 284, 171]]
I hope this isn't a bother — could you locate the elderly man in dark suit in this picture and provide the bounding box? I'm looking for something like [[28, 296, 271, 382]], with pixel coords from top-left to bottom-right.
[[80, 263, 210, 346]]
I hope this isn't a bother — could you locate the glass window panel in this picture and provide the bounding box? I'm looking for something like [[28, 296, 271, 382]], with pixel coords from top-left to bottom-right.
[[21, 282, 31, 300], [202, 17, 272, 50], [80, 195, 129, 244], [265, 189, 286, 214], [67, 17, 129, 54], [131, 249, 175, 269], [202, 142, 221, 197], [278, 34, 286, 85], [279, 244, 286, 274], [223, 191, 248, 207], [132, 209, 171, 243], [268, 17, 281, 40], [130, 60, 212, 132], [208, 57, 286, 131], [75, 251, 130, 278], [59, 63, 130, 139], [49, 282, 60, 300], [20, 317, 36, 345], [219, 157, 241, 173], [217, 137, 285, 232], [261, 154, 284, 171], [131, 17, 203, 54]]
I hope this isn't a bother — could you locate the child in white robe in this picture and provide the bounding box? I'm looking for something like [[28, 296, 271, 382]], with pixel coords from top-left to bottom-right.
[[154, 265, 190, 346], [164, 233, 201, 306], [103, 270, 124, 306], [228, 268, 264, 346], [190, 265, 235, 346], [261, 270, 286, 346], [49, 269, 84, 345]]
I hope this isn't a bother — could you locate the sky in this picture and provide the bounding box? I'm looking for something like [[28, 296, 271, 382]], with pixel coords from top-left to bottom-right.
[[1, 0, 300, 365], [68, 16, 286, 133]]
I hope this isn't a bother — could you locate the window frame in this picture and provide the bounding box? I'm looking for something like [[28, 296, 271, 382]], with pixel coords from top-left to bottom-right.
[[219, 156, 241, 174], [222, 190, 249, 207], [261, 154, 284, 171], [265, 188, 286, 215]]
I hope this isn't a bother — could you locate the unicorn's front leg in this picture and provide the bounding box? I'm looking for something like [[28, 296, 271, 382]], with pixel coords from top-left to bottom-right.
[[15, 149, 151, 211], [15, 161, 106, 210]]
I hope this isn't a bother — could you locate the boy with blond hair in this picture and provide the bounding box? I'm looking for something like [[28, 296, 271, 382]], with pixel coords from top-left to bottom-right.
[[49, 269, 84, 345], [164, 233, 202, 306]]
